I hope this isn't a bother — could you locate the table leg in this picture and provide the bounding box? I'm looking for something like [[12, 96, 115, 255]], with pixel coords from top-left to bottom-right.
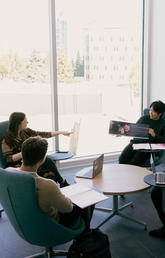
[[96, 195, 146, 229], [117, 211, 147, 229], [118, 201, 133, 211], [95, 207, 112, 212], [150, 152, 156, 173]]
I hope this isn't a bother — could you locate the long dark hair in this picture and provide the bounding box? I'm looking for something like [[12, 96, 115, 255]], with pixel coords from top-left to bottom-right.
[[8, 112, 25, 136], [2, 112, 26, 148]]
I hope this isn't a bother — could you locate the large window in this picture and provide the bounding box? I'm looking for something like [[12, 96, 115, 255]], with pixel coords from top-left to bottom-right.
[[0, 0, 144, 157], [55, 0, 144, 157], [0, 0, 53, 150]]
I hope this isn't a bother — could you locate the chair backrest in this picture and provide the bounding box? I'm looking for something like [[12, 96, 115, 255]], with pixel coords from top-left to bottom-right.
[[0, 168, 85, 247], [0, 121, 8, 168]]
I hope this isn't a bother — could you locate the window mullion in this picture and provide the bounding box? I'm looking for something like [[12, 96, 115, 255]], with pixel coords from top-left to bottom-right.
[[48, 0, 59, 151]]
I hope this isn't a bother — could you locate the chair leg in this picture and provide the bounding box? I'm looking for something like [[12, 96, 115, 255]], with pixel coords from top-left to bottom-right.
[[0, 209, 4, 217], [25, 247, 68, 258], [48, 247, 68, 257], [25, 250, 47, 258]]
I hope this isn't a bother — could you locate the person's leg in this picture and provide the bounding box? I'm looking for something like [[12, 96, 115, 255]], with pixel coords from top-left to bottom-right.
[[59, 205, 80, 227], [77, 205, 95, 229], [59, 204, 95, 229], [130, 151, 150, 167], [119, 143, 135, 164], [149, 187, 165, 238], [151, 187, 165, 226], [38, 156, 69, 186], [119, 142, 150, 167]]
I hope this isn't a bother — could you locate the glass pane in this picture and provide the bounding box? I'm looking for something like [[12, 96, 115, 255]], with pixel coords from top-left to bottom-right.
[[56, 0, 143, 156], [0, 0, 53, 150]]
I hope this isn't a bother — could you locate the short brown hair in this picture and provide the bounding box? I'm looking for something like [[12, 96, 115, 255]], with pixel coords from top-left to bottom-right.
[[21, 136, 48, 166]]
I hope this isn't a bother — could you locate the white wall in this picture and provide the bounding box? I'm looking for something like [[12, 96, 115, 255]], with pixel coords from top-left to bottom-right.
[[148, 0, 165, 104]]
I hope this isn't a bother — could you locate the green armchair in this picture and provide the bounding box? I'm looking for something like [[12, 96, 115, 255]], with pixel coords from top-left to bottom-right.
[[0, 168, 85, 257], [0, 120, 8, 217], [0, 120, 8, 168]]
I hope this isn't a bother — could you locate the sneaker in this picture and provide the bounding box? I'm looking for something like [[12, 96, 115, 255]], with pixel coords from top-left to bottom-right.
[[149, 227, 165, 238], [60, 179, 69, 188]]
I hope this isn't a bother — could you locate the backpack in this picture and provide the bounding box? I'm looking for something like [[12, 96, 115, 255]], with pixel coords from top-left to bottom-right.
[[67, 228, 111, 258]]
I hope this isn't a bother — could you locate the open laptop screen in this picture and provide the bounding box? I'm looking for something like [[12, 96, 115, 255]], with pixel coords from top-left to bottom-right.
[[76, 154, 104, 179]]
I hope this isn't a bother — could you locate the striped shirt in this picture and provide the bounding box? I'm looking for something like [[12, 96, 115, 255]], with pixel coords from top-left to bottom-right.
[[1, 128, 52, 167]]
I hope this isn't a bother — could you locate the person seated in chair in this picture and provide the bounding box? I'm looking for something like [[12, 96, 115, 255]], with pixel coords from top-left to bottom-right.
[[6, 136, 94, 229], [1, 112, 72, 188], [149, 187, 165, 238], [119, 100, 165, 167]]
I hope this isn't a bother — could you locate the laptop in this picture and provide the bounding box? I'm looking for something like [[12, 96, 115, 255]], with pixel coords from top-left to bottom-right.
[[76, 154, 104, 179], [155, 172, 165, 184]]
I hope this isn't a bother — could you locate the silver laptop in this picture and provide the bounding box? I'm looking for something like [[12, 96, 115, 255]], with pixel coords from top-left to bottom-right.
[[76, 154, 104, 179], [155, 172, 165, 184]]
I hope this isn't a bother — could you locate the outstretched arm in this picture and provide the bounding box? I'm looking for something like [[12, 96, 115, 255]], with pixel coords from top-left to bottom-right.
[[12, 152, 22, 162], [51, 131, 73, 137], [23, 128, 73, 139]]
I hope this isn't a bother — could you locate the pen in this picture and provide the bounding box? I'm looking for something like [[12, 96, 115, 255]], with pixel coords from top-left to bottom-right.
[[56, 151, 68, 153]]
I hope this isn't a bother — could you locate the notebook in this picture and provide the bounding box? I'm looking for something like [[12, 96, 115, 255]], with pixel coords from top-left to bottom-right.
[[61, 183, 108, 208], [76, 154, 104, 179], [155, 172, 165, 184]]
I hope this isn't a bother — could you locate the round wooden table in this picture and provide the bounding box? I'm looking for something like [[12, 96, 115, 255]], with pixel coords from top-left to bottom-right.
[[75, 163, 152, 229]]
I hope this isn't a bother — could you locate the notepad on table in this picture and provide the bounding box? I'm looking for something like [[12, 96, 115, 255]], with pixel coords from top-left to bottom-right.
[[61, 183, 108, 209], [133, 143, 165, 150]]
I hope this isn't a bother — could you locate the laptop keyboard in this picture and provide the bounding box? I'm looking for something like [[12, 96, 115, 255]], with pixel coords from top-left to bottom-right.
[[156, 172, 165, 184]]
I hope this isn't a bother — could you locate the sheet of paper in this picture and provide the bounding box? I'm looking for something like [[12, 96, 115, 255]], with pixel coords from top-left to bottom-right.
[[69, 189, 108, 208], [151, 144, 165, 150], [60, 183, 91, 197], [132, 143, 150, 150], [60, 183, 108, 208]]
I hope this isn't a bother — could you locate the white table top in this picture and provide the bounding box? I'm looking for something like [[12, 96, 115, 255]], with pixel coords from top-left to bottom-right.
[[75, 163, 152, 195]]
